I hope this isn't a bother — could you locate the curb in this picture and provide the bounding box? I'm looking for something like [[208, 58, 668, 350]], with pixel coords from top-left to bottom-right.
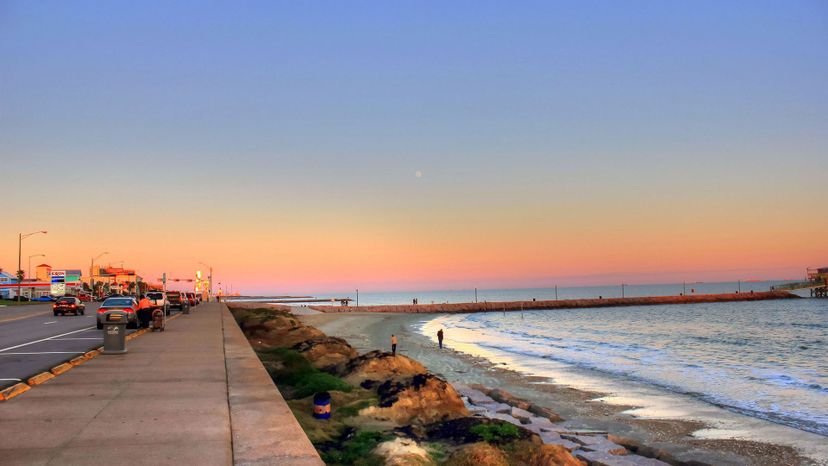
[[51, 363, 73, 376], [0, 310, 187, 402], [0, 383, 31, 401], [27, 371, 55, 386]]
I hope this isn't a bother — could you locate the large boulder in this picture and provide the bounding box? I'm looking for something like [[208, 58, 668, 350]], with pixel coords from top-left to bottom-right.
[[360, 374, 469, 425], [241, 313, 326, 350], [447, 442, 509, 466], [471, 384, 563, 423], [292, 337, 358, 373], [373, 437, 434, 466], [343, 351, 428, 385], [530, 444, 584, 466]]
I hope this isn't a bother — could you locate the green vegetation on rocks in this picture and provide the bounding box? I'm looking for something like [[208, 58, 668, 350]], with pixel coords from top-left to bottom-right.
[[469, 422, 521, 443], [320, 430, 391, 466], [257, 347, 352, 399]]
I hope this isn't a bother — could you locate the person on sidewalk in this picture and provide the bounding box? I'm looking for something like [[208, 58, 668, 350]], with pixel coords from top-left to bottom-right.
[[391, 334, 398, 356], [437, 329, 444, 349], [137, 294, 153, 328]]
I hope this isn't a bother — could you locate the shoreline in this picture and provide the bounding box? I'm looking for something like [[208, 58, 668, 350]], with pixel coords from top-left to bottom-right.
[[307, 290, 799, 314], [300, 309, 823, 466]]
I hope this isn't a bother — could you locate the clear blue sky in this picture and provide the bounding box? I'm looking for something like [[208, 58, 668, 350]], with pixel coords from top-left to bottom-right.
[[2, 1, 826, 292]]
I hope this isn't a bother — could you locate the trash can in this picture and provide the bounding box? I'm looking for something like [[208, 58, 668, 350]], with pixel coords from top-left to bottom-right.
[[313, 391, 331, 419], [102, 311, 128, 354]]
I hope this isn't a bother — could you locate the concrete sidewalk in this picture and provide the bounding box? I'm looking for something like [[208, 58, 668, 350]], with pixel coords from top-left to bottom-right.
[[0, 302, 322, 466]]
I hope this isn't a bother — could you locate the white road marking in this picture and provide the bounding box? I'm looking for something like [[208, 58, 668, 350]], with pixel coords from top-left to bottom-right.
[[44, 321, 57, 325], [50, 337, 100, 340], [0, 326, 96, 353], [0, 378, 22, 381], [0, 352, 82, 355]]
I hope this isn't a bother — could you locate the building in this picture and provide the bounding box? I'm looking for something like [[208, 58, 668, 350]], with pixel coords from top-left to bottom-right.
[[0, 270, 17, 299], [0, 264, 85, 299], [85, 265, 143, 296]]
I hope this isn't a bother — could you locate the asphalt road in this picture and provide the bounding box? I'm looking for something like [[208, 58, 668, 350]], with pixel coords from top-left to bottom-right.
[[0, 302, 145, 389]]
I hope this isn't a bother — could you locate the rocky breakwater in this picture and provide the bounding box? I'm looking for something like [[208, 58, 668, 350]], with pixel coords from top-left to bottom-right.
[[308, 291, 798, 314], [229, 306, 677, 466]]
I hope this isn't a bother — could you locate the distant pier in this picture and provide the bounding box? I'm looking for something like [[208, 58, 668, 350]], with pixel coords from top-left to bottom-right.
[[308, 290, 799, 314]]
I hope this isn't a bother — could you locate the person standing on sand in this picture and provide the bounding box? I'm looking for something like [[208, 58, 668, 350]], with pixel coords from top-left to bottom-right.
[[391, 334, 398, 356], [437, 329, 444, 349]]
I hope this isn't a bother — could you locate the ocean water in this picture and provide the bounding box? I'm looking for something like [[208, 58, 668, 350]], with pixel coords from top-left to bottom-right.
[[314, 280, 798, 306], [420, 298, 827, 437]]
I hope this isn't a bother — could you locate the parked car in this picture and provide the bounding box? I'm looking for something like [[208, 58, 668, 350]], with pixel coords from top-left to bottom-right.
[[166, 291, 188, 314], [10, 296, 30, 302], [77, 294, 92, 302], [196, 293, 204, 303], [35, 296, 56, 302], [185, 292, 197, 306], [53, 297, 85, 316], [97, 296, 139, 329], [146, 291, 169, 314]]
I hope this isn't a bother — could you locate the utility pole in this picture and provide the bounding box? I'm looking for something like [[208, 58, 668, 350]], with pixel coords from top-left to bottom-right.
[[683, 281, 686, 295], [621, 283, 626, 298], [555, 285, 558, 300], [474, 287, 478, 303], [356, 288, 359, 308]]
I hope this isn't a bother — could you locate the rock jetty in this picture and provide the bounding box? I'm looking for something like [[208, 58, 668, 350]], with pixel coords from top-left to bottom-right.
[[309, 291, 798, 314]]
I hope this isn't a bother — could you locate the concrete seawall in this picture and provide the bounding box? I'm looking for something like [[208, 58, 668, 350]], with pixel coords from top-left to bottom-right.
[[310, 290, 799, 314], [222, 306, 324, 466]]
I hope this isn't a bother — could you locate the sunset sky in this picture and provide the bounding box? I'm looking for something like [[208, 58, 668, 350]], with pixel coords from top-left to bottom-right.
[[2, 1, 826, 294]]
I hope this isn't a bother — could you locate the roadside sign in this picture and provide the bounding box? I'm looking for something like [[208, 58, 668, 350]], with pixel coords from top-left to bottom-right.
[[50, 270, 66, 296], [65, 270, 82, 284]]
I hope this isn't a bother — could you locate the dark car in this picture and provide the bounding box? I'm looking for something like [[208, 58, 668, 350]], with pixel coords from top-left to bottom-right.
[[53, 297, 85, 316], [96, 296, 139, 329], [185, 292, 197, 306], [166, 291, 188, 314]]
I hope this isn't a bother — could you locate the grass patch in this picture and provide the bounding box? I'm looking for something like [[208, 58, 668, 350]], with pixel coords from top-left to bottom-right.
[[258, 347, 352, 399], [469, 422, 520, 443], [336, 399, 373, 418], [320, 430, 391, 466], [0, 299, 40, 306]]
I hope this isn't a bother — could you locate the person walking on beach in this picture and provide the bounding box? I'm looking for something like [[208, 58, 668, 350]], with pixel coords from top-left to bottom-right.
[[437, 329, 444, 349], [391, 334, 398, 356]]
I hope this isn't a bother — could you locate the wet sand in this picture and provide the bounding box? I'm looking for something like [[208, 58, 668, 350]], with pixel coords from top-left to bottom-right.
[[299, 310, 818, 466]]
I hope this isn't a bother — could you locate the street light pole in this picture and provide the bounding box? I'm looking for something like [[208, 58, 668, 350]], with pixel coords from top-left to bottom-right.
[[90, 252, 109, 298], [17, 230, 47, 303], [28, 253, 45, 279]]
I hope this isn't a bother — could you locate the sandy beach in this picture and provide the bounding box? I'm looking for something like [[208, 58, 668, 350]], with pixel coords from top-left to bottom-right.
[[299, 309, 823, 466]]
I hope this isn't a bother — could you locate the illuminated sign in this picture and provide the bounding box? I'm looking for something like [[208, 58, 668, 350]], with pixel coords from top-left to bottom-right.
[[50, 270, 66, 296]]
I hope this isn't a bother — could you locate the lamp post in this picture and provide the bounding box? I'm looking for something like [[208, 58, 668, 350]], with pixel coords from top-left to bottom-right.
[[90, 252, 109, 298], [28, 253, 45, 280], [199, 262, 213, 301], [17, 230, 47, 303]]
